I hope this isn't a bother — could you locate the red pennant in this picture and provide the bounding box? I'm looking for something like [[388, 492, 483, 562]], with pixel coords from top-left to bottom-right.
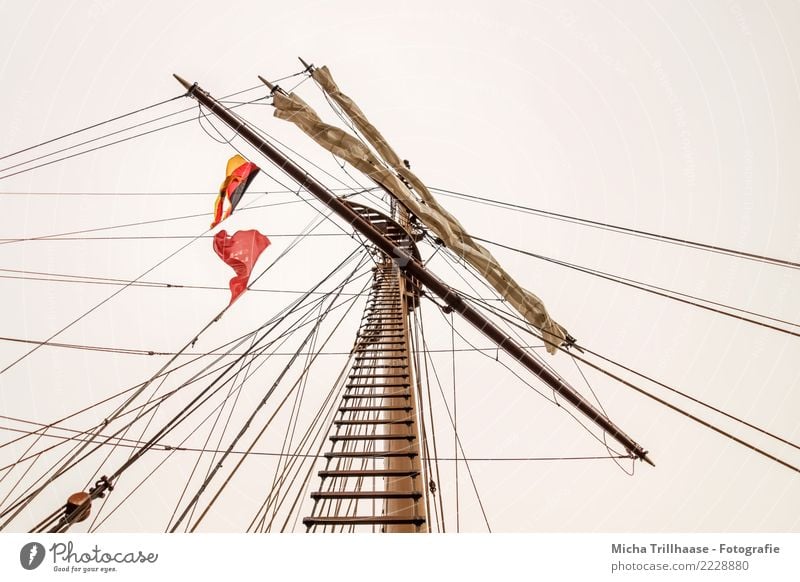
[[213, 229, 271, 305]]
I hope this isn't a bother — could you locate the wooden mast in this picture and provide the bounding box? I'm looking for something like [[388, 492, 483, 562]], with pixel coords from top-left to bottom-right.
[[384, 205, 426, 532], [302, 203, 428, 532]]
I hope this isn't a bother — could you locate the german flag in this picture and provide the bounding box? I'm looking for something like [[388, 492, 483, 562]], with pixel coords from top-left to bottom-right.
[[211, 155, 260, 228]]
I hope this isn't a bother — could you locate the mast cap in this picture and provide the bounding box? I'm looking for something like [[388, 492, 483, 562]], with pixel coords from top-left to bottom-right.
[[172, 74, 194, 92]]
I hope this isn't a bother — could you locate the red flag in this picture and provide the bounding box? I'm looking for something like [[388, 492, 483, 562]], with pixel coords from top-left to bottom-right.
[[213, 229, 271, 305]]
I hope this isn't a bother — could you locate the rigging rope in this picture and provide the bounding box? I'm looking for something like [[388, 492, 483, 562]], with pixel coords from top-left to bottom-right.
[[570, 356, 635, 476], [451, 313, 459, 533], [0, 285, 374, 482], [6, 180, 796, 276], [418, 311, 492, 532], [0, 76, 312, 180], [1, 174, 333, 377], [0, 239, 365, 529], [0, 233, 349, 242], [429, 298, 628, 457], [450, 266, 800, 459], [429, 244, 653, 474], [431, 186, 800, 271], [0, 335, 531, 358], [443, 240, 800, 456], [0, 266, 373, 484], [446, 276, 800, 471], [0, 198, 306, 247], [266, 351, 354, 533], [211, 97, 393, 216], [167, 259, 365, 532], [1, 426, 629, 463], [473, 236, 800, 338], [0, 94, 185, 163], [567, 347, 800, 473], [46, 247, 368, 532], [6, 72, 796, 531], [0, 186, 372, 196], [0, 226, 212, 375], [88, 283, 368, 532], [207, 307, 363, 532], [0, 283, 364, 460], [0, 97, 264, 182], [409, 308, 442, 532], [264, 302, 323, 524], [184, 332, 262, 531], [0, 271, 367, 296], [413, 309, 446, 532]]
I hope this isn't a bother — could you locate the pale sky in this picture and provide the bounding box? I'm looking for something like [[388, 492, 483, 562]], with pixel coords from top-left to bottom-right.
[[0, 0, 798, 532]]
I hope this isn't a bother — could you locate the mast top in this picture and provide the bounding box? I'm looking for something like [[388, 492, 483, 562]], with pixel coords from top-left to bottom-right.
[[257, 75, 276, 92], [172, 73, 194, 92], [298, 56, 314, 72]]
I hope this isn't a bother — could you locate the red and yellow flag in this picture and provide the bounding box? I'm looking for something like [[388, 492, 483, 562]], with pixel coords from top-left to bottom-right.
[[211, 155, 260, 228]]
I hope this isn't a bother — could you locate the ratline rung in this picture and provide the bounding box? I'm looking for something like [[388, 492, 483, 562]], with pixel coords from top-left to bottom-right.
[[318, 469, 420, 478], [310, 491, 421, 500], [303, 516, 425, 527], [333, 418, 414, 425], [338, 406, 412, 412], [324, 451, 418, 459], [329, 433, 415, 441]]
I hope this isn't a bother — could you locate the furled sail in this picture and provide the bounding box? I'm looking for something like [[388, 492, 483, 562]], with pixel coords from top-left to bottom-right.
[[270, 67, 569, 353]]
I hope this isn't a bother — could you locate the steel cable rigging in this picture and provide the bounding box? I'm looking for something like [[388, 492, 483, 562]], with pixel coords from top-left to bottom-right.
[[0, 94, 186, 163], [442, 261, 800, 473], [22, 247, 369, 533], [0, 69, 310, 181], [0, 281, 372, 463], [471, 235, 800, 339], [0, 65, 797, 526], [167, 255, 369, 533], [88, 277, 370, 533], [0, 241, 366, 530], [439, 255, 800, 455], [0, 284, 372, 481], [430, 186, 800, 271]]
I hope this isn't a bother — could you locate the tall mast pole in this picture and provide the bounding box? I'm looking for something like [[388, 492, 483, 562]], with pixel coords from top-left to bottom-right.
[[303, 203, 428, 532], [173, 75, 653, 466], [384, 205, 425, 532]]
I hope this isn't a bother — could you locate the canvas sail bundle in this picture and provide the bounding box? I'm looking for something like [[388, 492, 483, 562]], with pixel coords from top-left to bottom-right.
[[271, 66, 569, 353]]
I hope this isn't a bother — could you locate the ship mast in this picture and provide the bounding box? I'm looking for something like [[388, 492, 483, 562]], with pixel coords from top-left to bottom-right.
[[302, 203, 428, 532], [161, 75, 654, 532], [172, 75, 652, 465]]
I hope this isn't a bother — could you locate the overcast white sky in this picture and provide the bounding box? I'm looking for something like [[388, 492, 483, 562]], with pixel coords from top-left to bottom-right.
[[0, 1, 798, 533]]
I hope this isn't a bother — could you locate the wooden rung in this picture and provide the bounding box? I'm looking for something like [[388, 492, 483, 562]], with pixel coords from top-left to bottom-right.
[[348, 373, 408, 379], [338, 406, 412, 412], [342, 392, 409, 399], [345, 383, 409, 389], [310, 491, 421, 500], [324, 451, 418, 459], [319, 469, 420, 478], [334, 418, 414, 425], [329, 434, 415, 441], [303, 516, 425, 527], [361, 329, 404, 333]]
